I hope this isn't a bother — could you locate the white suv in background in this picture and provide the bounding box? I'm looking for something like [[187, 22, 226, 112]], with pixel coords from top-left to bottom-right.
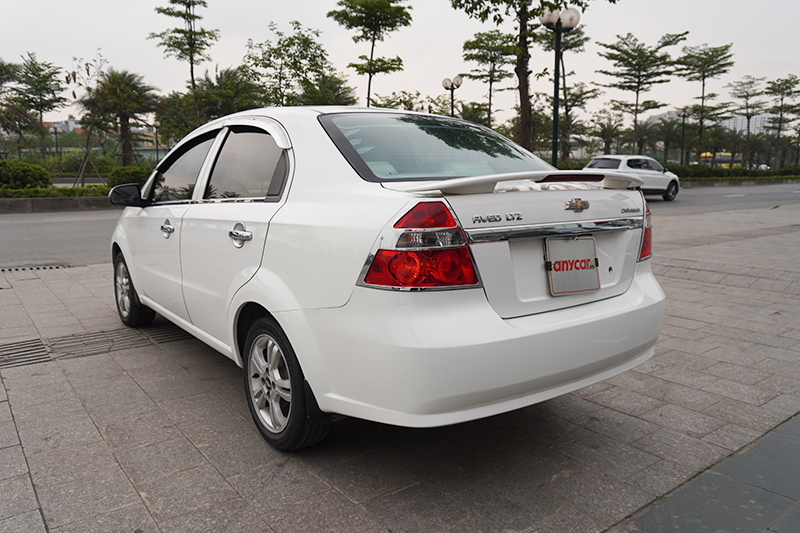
[[584, 155, 680, 201]]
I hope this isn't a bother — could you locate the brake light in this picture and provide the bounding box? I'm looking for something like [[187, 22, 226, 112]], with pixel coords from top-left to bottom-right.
[[364, 201, 479, 288], [638, 202, 652, 261]]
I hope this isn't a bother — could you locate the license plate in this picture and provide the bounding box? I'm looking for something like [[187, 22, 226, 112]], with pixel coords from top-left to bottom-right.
[[545, 237, 600, 296]]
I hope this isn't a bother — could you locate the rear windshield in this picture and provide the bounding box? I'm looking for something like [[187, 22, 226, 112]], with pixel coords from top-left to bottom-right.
[[586, 158, 621, 169], [319, 112, 553, 182]]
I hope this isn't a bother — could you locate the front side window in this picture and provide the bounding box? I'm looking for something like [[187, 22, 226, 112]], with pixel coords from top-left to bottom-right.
[[152, 133, 217, 202], [320, 113, 553, 182], [645, 159, 664, 171], [204, 126, 287, 199]]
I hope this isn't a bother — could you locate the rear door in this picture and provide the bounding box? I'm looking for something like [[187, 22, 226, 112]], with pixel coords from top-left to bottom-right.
[[180, 121, 291, 347], [447, 188, 645, 319], [625, 158, 666, 191]]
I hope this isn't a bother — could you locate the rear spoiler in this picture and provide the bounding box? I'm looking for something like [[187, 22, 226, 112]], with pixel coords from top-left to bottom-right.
[[383, 170, 644, 195]]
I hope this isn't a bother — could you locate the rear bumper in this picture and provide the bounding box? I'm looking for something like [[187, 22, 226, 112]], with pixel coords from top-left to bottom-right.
[[276, 260, 665, 428]]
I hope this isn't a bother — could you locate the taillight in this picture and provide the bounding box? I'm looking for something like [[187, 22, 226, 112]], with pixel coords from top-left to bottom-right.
[[364, 201, 479, 288], [638, 202, 652, 261]]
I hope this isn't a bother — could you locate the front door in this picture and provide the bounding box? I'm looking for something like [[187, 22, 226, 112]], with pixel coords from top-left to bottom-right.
[[126, 132, 219, 322]]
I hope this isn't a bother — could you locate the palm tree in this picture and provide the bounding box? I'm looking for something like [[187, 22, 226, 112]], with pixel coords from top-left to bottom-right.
[[704, 124, 727, 167], [80, 69, 160, 166], [724, 127, 746, 168], [656, 118, 682, 164], [590, 109, 623, 154]]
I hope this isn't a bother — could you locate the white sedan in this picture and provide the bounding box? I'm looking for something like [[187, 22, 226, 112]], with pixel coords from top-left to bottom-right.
[[584, 155, 680, 201], [109, 107, 665, 450]]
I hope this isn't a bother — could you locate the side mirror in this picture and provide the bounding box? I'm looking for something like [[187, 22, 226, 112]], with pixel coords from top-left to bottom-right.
[[109, 184, 145, 206]]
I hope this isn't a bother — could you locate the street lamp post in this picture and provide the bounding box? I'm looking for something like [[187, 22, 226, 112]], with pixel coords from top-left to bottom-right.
[[678, 107, 692, 166], [154, 120, 161, 162], [52, 126, 59, 157], [442, 76, 463, 117], [540, 7, 581, 168]]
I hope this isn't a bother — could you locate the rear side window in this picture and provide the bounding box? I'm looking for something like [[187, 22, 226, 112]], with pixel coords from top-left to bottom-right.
[[586, 158, 620, 169], [319, 113, 552, 182], [151, 133, 217, 202], [204, 126, 287, 199], [626, 159, 647, 170]]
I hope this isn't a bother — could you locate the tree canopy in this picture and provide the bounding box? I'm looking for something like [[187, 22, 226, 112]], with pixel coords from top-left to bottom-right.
[[149, 0, 219, 126], [328, 0, 412, 106], [461, 30, 516, 126], [675, 43, 735, 145], [595, 32, 688, 128]]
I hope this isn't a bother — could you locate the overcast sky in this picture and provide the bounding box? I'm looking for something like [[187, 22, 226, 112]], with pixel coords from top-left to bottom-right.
[[6, 0, 799, 126]]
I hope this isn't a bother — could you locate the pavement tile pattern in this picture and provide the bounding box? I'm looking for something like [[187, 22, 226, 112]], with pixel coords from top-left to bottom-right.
[[1, 204, 799, 532]]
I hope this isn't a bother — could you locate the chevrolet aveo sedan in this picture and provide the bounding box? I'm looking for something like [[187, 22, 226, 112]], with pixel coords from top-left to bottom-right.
[[109, 107, 665, 450], [584, 155, 680, 201]]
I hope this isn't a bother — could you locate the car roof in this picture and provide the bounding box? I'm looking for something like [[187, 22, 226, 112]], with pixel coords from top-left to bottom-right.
[[590, 155, 654, 160]]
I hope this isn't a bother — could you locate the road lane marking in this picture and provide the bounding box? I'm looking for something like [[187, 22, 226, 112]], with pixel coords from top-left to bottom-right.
[[724, 194, 746, 197]]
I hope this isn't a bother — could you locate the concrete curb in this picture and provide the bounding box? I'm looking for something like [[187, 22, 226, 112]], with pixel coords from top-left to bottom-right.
[[0, 196, 121, 214], [681, 178, 800, 188]]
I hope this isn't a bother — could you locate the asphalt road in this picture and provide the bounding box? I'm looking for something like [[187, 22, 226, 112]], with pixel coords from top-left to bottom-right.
[[2, 182, 800, 269], [646, 181, 800, 215], [0, 209, 121, 269]]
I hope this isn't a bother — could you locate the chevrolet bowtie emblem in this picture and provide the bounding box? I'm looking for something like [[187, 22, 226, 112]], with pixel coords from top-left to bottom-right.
[[565, 198, 590, 212]]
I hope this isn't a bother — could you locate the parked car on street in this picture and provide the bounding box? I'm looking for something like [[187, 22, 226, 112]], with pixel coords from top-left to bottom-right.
[[109, 107, 665, 450], [584, 155, 680, 201]]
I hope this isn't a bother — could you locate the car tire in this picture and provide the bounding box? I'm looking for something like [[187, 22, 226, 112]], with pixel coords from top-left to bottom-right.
[[113, 253, 156, 327], [243, 317, 330, 450], [663, 181, 679, 201]]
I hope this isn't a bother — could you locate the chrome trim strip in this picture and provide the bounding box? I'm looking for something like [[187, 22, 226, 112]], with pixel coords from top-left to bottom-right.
[[465, 217, 643, 243]]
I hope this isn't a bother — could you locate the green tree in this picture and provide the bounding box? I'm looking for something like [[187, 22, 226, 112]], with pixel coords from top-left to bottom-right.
[[297, 72, 357, 106], [655, 117, 681, 164], [80, 69, 160, 166], [0, 58, 40, 159], [458, 101, 492, 126], [590, 108, 623, 154], [727, 75, 767, 167], [243, 21, 332, 106], [149, 0, 219, 127], [451, 0, 618, 152], [765, 74, 799, 167], [372, 90, 426, 111], [155, 91, 195, 146], [675, 43, 734, 147], [328, 0, 412, 107], [596, 32, 688, 129], [461, 30, 516, 126], [69, 52, 116, 184], [11, 52, 68, 155], [196, 65, 262, 119]]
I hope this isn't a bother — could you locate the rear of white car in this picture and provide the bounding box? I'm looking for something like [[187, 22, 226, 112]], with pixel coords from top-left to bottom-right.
[[110, 108, 665, 449]]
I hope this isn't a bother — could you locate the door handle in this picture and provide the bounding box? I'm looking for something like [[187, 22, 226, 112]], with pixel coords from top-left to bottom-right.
[[161, 219, 175, 238], [229, 223, 252, 248]]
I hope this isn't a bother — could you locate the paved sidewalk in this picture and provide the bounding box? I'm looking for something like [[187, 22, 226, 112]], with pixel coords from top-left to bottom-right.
[[1, 204, 800, 532]]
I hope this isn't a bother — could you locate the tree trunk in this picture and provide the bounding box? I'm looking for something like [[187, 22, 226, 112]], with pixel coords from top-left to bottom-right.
[[515, 3, 531, 150], [120, 115, 133, 167]]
